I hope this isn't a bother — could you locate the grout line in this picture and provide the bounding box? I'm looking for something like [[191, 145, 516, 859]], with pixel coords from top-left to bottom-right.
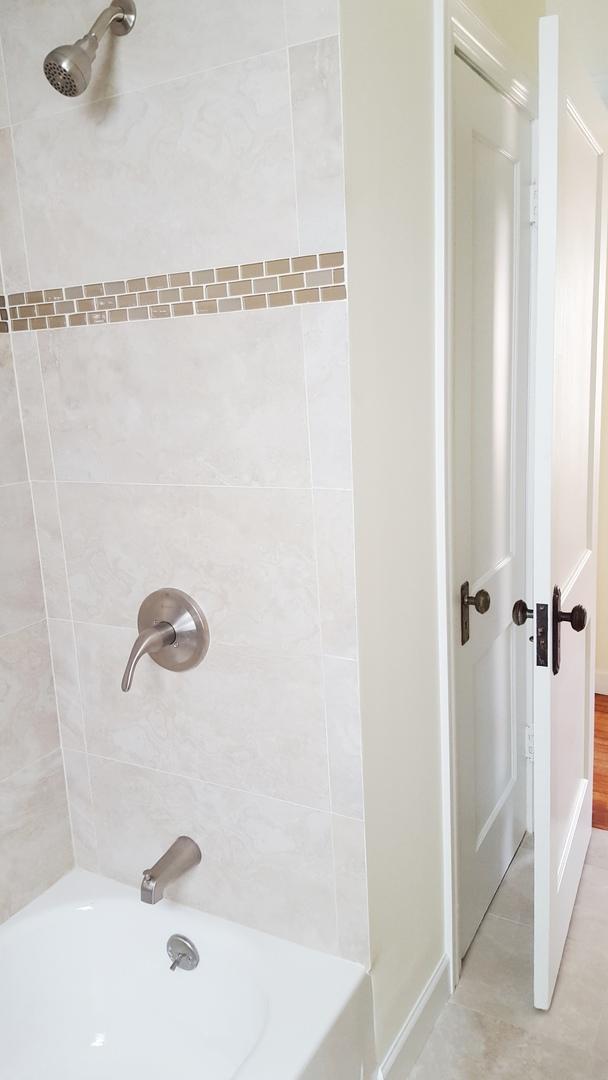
[[0, 616, 46, 641], [0, 746, 64, 788], [50, 479, 353, 492], [84, 748, 364, 822]]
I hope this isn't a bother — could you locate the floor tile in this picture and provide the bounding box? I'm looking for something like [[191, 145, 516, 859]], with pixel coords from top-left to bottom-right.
[[410, 1003, 596, 1079], [586, 828, 608, 871], [489, 838, 533, 925]]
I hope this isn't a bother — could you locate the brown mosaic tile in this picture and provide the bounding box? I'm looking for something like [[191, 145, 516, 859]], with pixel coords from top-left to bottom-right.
[[291, 255, 317, 272], [295, 288, 320, 304], [266, 259, 290, 275], [7, 249, 345, 334], [279, 273, 305, 290], [228, 279, 252, 296], [169, 272, 191, 287], [319, 252, 344, 268], [320, 285, 347, 301], [268, 292, 293, 308], [216, 266, 239, 282], [240, 262, 264, 278], [192, 269, 215, 286], [243, 294, 267, 310], [0, 323, 8, 334], [117, 294, 138, 309], [181, 286, 205, 301], [137, 291, 158, 306], [159, 288, 180, 303], [206, 283, 227, 299]]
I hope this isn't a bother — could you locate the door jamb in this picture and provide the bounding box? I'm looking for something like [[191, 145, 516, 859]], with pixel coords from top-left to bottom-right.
[[433, 0, 538, 988]]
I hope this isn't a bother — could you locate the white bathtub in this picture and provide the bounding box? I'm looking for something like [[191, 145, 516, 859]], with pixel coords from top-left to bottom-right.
[[0, 870, 375, 1079]]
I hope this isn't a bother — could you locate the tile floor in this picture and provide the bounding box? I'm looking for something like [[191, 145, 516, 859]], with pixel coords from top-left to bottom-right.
[[410, 830, 608, 1078]]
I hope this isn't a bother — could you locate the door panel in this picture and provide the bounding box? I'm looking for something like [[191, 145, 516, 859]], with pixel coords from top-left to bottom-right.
[[533, 14, 608, 1009], [452, 56, 532, 956]]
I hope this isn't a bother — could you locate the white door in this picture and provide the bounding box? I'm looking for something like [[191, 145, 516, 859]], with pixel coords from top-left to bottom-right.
[[452, 56, 533, 956], [533, 14, 608, 1009]]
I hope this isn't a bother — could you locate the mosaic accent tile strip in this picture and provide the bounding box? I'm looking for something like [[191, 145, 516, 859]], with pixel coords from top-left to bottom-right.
[[0, 251, 346, 334]]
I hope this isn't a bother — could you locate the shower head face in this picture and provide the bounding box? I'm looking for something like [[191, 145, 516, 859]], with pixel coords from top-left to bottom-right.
[[43, 43, 92, 97]]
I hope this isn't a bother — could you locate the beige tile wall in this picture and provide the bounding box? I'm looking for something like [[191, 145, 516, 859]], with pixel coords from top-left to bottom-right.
[[0, 0, 368, 964], [0, 333, 72, 924]]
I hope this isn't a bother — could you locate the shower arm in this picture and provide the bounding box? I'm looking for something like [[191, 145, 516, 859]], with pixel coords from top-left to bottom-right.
[[88, 4, 127, 41]]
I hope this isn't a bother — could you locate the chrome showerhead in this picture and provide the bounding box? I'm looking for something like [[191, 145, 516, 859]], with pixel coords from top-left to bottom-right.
[[43, 1, 136, 98]]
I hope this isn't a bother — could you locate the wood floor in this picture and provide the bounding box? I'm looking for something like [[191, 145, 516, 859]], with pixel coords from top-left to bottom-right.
[[593, 694, 608, 829]]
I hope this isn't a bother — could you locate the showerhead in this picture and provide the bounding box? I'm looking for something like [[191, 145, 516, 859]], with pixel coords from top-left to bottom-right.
[[43, 40, 95, 98], [43, 1, 136, 98]]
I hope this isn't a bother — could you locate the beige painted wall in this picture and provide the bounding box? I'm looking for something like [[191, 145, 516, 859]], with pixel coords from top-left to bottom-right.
[[339, 0, 552, 1064], [473, 0, 543, 72], [340, 0, 444, 1060]]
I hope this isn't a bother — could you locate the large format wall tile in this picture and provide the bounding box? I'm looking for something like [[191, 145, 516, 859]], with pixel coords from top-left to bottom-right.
[[89, 755, 338, 951], [0, 622, 59, 781], [285, 0, 339, 45], [0, 127, 29, 294], [63, 749, 98, 872], [0, 750, 72, 923], [289, 36, 345, 254], [314, 489, 357, 658], [40, 310, 310, 486], [0, 0, 286, 125], [0, 483, 44, 635], [59, 482, 321, 653], [14, 52, 298, 285], [10, 332, 54, 484], [48, 618, 86, 752], [324, 655, 363, 819], [31, 483, 71, 620], [0, 337, 27, 485], [77, 622, 330, 809], [0, 47, 9, 129], [302, 299, 352, 490]]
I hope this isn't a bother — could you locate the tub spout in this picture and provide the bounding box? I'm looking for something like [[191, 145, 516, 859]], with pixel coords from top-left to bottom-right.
[[141, 836, 202, 904]]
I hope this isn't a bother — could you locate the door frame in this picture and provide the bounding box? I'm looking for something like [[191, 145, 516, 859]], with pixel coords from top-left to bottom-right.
[[433, 0, 539, 986]]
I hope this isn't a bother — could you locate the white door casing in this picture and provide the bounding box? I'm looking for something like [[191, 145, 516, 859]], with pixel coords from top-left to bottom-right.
[[533, 14, 608, 1009], [452, 55, 533, 956]]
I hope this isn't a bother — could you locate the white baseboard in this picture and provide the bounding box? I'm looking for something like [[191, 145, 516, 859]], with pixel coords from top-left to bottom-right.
[[376, 955, 450, 1079], [596, 671, 608, 695]]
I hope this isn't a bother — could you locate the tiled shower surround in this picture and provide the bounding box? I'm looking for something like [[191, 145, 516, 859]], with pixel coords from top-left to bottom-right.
[[0, 0, 369, 965]]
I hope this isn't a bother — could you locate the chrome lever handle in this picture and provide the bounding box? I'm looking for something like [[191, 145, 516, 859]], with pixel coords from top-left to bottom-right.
[[121, 621, 176, 692]]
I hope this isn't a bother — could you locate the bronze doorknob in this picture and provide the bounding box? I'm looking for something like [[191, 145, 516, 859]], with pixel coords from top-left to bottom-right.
[[466, 588, 491, 615], [558, 604, 587, 633], [512, 599, 533, 626]]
